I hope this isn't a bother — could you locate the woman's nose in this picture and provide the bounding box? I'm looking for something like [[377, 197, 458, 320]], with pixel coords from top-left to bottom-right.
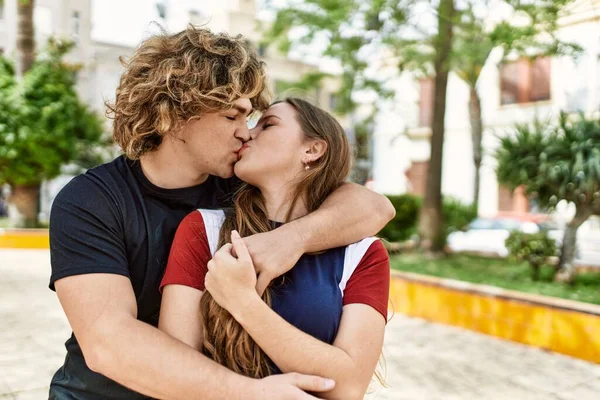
[[249, 125, 260, 140]]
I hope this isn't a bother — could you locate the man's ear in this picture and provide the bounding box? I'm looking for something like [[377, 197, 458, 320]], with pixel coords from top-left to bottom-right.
[[304, 139, 328, 163]]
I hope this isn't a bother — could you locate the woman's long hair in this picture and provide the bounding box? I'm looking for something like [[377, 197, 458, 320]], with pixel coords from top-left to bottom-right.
[[199, 98, 352, 378]]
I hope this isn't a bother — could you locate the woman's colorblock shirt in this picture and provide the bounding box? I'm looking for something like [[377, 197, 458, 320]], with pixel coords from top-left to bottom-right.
[[160, 209, 390, 355]]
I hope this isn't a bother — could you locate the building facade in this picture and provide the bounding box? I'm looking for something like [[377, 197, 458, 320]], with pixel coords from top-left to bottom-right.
[[372, 0, 600, 218]]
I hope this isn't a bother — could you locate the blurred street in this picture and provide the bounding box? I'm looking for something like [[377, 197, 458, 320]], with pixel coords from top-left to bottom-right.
[[1, 249, 599, 400]]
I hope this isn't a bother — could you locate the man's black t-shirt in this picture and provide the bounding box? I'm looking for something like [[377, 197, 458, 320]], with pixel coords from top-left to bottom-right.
[[48, 156, 238, 399]]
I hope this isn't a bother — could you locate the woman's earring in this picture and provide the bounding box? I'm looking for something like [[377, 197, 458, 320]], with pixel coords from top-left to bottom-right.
[[304, 163, 310, 170]]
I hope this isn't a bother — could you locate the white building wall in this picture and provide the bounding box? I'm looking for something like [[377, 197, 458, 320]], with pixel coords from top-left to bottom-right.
[[372, 104, 411, 195]]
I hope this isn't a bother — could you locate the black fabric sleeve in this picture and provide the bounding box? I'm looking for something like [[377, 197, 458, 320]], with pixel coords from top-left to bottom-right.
[[49, 175, 129, 291]]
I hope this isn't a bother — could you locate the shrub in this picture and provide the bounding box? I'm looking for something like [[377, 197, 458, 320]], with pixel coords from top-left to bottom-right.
[[378, 194, 421, 242], [443, 196, 478, 234], [379, 195, 477, 244], [505, 231, 556, 281]]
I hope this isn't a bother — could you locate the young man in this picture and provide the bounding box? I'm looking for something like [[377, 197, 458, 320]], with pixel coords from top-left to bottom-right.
[[49, 27, 394, 400]]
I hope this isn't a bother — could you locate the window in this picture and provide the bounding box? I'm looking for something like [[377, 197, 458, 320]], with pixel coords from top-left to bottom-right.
[[329, 94, 338, 111], [156, 1, 167, 20], [188, 9, 206, 25], [500, 57, 551, 105], [498, 184, 530, 213], [34, 6, 53, 37], [258, 43, 266, 57], [418, 77, 434, 128], [71, 11, 80, 37]]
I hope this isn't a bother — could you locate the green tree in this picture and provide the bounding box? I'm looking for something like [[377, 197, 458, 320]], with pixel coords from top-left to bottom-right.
[[264, 0, 457, 253], [0, 39, 105, 227], [419, 0, 455, 252], [263, 0, 577, 254], [453, 0, 580, 209], [496, 113, 600, 282]]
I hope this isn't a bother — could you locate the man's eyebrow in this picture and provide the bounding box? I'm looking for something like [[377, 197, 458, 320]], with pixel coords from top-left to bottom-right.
[[233, 104, 253, 116]]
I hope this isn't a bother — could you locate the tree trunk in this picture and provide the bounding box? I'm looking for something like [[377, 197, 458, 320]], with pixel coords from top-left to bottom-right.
[[16, 0, 35, 78], [531, 262, 541, 281], [8, 1, 38, 229], [555, 205, 592, 283], [418, 0, 455, 253], [468, 86, 483, 209], [7, 184, 40, 228]]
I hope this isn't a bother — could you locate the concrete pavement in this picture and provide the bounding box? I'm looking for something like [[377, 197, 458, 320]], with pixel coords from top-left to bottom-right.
[[1, 249, 599, 399]]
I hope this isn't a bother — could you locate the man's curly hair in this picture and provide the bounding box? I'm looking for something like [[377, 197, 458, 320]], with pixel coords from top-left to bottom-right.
[[106, 26, 271, 159]]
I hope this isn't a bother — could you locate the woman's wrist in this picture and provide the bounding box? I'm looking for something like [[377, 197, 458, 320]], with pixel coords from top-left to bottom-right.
[[229, 291, 261, 326]]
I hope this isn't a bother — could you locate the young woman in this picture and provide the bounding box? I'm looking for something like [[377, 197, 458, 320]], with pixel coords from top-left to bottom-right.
[[159, 98, 390, 399]]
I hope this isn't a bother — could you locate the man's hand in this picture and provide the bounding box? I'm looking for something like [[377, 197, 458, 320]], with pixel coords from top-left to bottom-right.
[[254, 373, 335, 399], [243, 226, 305, 295]]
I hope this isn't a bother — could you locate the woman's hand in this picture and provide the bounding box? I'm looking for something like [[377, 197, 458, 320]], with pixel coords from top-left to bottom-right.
[[204, 230, 259, 314]]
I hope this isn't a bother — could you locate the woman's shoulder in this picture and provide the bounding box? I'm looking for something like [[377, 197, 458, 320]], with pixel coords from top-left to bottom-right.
[[345, 238, 389, 264], [177, 209, 225, 231], [178, 209, 226, 256]]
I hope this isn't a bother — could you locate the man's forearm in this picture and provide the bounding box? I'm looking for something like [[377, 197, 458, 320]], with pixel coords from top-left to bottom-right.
[[286, 183, 394, 253], [91, 316, 255, 400]]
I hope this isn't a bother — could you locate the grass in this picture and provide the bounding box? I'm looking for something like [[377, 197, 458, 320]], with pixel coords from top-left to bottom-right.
[[0, 217, 48, 229], [391, 253, 600, 306]]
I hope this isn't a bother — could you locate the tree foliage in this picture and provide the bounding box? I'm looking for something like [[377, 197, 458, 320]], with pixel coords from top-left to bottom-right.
[[263, 0, 582, 252], [264, 0, 579, 113], [497, 113, 600, 279], [0, 38, 105, 186], [497, 113, 600, 214], [264, 0, 412, 114]]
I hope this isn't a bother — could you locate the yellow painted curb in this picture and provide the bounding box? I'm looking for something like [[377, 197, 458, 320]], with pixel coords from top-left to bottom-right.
[[0, 229, 50, 249], [390, 271, 600, 364]]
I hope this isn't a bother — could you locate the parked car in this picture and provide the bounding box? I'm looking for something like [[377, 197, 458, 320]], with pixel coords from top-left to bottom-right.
[[447, 214, 600, 265], [447, 217, 551, 258]]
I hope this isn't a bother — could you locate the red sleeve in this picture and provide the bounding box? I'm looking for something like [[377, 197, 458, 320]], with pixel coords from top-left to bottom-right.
[[160, 211, 212, 292], [342, 240, 390, 322]]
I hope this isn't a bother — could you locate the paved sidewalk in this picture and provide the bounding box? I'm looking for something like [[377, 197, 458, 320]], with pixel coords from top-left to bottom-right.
[[1, 249, 599, 399]]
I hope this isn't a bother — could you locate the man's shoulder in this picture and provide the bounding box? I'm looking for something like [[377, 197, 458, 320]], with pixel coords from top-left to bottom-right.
[[53, 156, 133, 211], [85, 155, 132, 182]]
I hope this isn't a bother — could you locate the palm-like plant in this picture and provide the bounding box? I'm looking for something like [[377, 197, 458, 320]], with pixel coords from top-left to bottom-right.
[[496, 112, 600, 281]]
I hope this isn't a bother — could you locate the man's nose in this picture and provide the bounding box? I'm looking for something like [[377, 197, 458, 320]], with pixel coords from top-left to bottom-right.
[[235, 124, 251, 142]]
